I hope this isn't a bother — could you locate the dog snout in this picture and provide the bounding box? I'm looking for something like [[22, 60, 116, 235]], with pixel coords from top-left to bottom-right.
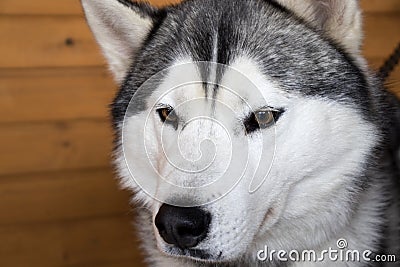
[[155, 204, 211, 249]]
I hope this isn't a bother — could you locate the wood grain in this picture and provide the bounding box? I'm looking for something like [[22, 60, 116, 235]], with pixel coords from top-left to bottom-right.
[[360, 0, 400, 14], [0, 215, 146, 267], [0, 168, 131, 225], [363, 14, 400, 60], [0, 16, 104, 68], [0, 0, 83, 15], [0, 120, 112, 175], [0, 0, 181, 15], [0, 67, 116, 123]]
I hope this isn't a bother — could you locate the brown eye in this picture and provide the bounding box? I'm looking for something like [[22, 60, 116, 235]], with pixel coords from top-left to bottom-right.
[[244, 107, 284, 134], [157, 107, 178, 125], [255, 109, 274, 129]]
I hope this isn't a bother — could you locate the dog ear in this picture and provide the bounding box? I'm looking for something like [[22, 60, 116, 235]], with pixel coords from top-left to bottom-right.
[[81, 0, 158, 84], [275, 0, 362, 55]]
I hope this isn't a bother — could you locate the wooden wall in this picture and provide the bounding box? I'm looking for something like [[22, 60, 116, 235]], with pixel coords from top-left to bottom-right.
[[0, 1, 399, 267]]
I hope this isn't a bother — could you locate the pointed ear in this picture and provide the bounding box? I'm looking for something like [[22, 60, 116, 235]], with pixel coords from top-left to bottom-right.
[[276, 0, 362, 55], [81, 0, 157, 84]]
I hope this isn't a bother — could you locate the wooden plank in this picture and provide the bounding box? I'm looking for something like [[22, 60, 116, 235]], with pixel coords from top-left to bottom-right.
[[0, 67, 116, 123], [363, 14, 400, 60], [0, 215, 146, 267], [0, 168, 131, 225], [360, 0, 400, 14], [0, 0, 83, 15], [67, 259, 147, 267], [0, 0, 181, 15], [0, 16, 104, 68], [0, 120, 112, 175], [388, 84, 400, 97]]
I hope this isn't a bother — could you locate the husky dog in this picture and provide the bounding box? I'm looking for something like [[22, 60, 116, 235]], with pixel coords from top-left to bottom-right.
[[81, 0, 400, 266]]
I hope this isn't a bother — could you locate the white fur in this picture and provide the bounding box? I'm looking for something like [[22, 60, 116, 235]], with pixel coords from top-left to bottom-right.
[[81, 0, 153, 83]]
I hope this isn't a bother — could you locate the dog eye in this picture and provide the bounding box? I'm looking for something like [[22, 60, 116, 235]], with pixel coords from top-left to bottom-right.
[[255, 109, 275, 129], [157, 107, 178, 126], [244, 107, 284, 134]]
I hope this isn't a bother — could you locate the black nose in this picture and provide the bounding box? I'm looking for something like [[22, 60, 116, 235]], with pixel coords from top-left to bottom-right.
[[155, 204, 211, 249]]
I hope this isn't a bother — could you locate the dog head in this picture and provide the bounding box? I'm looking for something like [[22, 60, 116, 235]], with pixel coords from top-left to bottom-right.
[[82, 0, 379, 263]]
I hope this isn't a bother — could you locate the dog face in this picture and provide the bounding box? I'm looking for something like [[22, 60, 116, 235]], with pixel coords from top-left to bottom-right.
[[82, 0, 379, 263]]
